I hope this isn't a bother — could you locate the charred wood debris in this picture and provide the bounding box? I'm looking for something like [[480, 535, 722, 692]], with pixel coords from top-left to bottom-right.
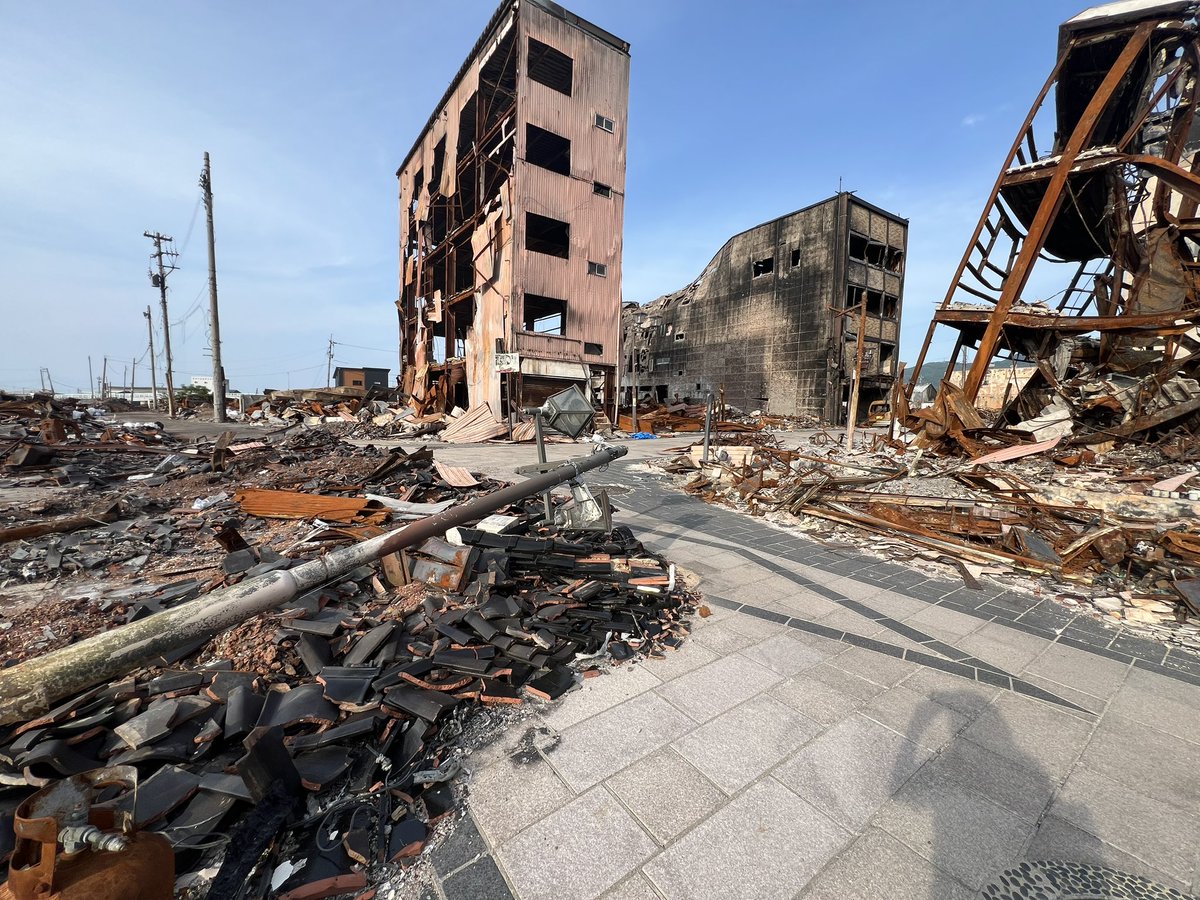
[[0, 393, 697, 898]]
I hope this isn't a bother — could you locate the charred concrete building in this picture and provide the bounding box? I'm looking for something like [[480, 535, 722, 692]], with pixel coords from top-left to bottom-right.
[[625, 193, 907, 422], [395, 0, 630, 418]]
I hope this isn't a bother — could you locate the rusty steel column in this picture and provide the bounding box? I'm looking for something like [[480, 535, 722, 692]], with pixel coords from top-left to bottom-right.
[[961, 22, 1154, 402], [0, 446, 628, 724]]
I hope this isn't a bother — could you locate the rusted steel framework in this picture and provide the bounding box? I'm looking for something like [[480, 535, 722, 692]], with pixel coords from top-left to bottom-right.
[[910, 1, 1200, 442], [395, 0, 630, 422]]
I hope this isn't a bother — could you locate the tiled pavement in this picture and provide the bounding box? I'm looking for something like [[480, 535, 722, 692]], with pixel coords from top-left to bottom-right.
[[400, 440, 1200, 899]]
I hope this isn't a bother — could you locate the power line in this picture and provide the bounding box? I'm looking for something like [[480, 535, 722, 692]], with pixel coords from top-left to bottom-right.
[[333, 341, 396, 354]]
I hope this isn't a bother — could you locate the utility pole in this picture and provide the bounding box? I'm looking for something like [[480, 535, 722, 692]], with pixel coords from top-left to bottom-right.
[[200, 152, 226, 423], [326, 335, 335, 388], [130, 357, 137, 405], [144, 306, 159, 411], [88, 356, 94, 400], [144, 231, 178, 418], [100, 357, 108, 400]]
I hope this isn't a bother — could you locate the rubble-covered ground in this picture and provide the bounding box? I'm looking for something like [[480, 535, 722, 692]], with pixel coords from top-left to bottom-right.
[[649, 427, 1200, 658], [0, 393, 697, 898]]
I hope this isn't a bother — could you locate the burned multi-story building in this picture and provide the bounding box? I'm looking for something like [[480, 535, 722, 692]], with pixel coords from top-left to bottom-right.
[[625, 193, 907, 422], [395, 0, 630, 418]]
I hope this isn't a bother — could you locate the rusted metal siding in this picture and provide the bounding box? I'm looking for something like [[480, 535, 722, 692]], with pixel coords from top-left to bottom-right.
[[512, 0, 629, 369], [397, 0, 627, 414]]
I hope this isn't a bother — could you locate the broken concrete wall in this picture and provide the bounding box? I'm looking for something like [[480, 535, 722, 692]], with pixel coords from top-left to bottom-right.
[[627, 193, 907, 421]]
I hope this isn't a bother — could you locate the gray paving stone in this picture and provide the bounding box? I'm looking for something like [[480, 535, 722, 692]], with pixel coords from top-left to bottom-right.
[[442, 854, 515, 900], [806, 662, 888, 702], [740, 630, 830, 676], [1025, 815, 1192, 894], [687, 619, 757, 655], [898, 668, 999, 718], [654, 653, 782, 723], [1022, 641, 1131, 699], [813, 607, 886, 636], [920, 735, 1057, 822], [774, 714, 931, 830], [904, 604, 985, 639], [800, 827, 975, 900], [605, 747, 724, 845], [722, 607, 789, 640], [543, 691, 696, 792], [539, 663, 661, 732], [955, 621, 1050, 673], [1106, 665, 1200, 743], [599, 872, 661, 900], [1050, 765, 1200, 883], [869, 589, 937, 618], [497, 787, 657, 900], [820, 574, 886, 601], [873, 768, 1036, 891], [1015, 672, 1108, 716], [468, 755, 575, 845], [1079, 713, 1200, 812], [432, 813, 488, 877], [641, 640, 717, 684], [642, 778, 850, 900], [827, 644, 919, 687], [672, 694, 823, 794], [862, 685, 970, 752], [771, 673, 864, 726], [772, 588, 845, 619], [961, 693, 1095, 779]]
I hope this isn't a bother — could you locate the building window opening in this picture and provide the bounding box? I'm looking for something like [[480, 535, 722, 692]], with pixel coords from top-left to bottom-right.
[[523, 293, 566, 335], [526, 124, 571, 176], [593, 181, 612, 198], [595, 113, 615, 133], [883, 294, 898, 318], [880, 342, 896, 373], [866, 241, 886, 267], [790, 248, 801, 267], [584, 342, 603, 355], [752, 256, 774, 277], [526, 212, 570, 259], [457, 92, 478, 157], [527, 38, 573, 95], [849, 233, 869, 261], [674, 332, 686, 342], [587, 261, 608, 277], [886, 246, 904, 272]]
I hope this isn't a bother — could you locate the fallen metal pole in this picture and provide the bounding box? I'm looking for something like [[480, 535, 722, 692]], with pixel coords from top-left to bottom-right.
[[702, 392, 713, 464], [0, 445, 628, 724]]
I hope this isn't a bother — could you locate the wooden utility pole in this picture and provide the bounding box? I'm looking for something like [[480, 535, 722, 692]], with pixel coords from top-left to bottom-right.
[[143, 306, 159, 410], [200, 152, 226, 423], [87, 356, 94, 400], [326, 336, 335, 388], [144, 231, 178, 417], [130, 357, 137, 405], [100, 357, 107, 400], [845, 295, 868, 447]]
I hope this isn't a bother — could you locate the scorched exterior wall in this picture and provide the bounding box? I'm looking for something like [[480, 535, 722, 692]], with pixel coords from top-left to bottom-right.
[[627, 193, 907, 422]]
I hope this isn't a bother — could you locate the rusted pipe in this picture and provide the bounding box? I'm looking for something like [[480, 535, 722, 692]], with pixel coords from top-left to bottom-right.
[[0, 445, 627, 724]]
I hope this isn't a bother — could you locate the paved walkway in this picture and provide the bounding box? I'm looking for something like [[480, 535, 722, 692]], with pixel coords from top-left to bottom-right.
[[407, 441, 1200, 900]]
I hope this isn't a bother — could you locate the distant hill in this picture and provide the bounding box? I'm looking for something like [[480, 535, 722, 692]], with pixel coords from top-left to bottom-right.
[[905, 360, 970, 387]]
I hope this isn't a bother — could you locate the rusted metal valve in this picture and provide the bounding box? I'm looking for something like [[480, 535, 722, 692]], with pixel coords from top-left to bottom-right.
[[1, 766, 173, 900]]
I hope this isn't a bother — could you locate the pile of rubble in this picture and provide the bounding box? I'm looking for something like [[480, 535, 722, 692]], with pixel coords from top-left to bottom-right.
[[655, 433, 1200, 653], [0, 401, 697, 896]]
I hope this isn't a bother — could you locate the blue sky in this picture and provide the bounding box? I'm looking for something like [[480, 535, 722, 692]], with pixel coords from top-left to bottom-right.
[[0, 0, 1086, 395]]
